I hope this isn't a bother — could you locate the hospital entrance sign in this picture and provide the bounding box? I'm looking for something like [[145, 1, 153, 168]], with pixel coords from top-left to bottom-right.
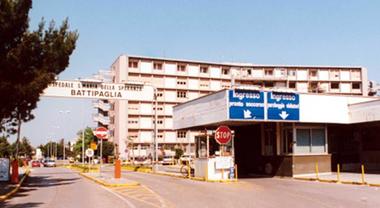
[[267, 91, 300, 121], [228, 89, 300, 121], [42, 80, 153, 101], [228, 89, 265, 120]]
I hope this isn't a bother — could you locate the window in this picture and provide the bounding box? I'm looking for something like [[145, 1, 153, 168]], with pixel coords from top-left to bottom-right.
[[128, 120, 138, 124], [247, 69, 252, 75], [289, 82, 296, 89], [200, 66, 208, 73], [177, 131, 186, 138], [264, 82, 274, 88], [153, 120, 163, 124], [153, 62, 162, 70], [295, 128, 326, 154], [177, 64, 186, 72], [177, 80, 186, 85], [331, 82, 339, 89], [264, 69, 273, 76], [352, 83, 361, 90], [177, 91, 187, 98], [309, 70, 317, 77], [288, 69, 296, 76], [128, 60, 138, 68], [156, 92, 163, 97], [222, 67, 230, 75]]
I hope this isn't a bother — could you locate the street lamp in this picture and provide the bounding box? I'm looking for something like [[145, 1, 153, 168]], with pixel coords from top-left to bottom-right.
[[59, 110, 71, 160]]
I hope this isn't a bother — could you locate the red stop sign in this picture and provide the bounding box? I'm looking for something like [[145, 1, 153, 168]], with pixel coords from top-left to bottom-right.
[[94, 127, 108, 139], [215, 126, 232, 145]]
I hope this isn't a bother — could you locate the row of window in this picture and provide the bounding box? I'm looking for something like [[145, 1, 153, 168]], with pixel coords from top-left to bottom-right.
[[127, 131, 187, 139], [128, 59, 361, 80]]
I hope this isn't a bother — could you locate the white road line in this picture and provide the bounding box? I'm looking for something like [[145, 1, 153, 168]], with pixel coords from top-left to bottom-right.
[[99, 185, 137, 208]]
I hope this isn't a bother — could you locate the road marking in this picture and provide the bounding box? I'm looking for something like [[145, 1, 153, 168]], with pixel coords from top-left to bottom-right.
[[100, 185, 137, 208]]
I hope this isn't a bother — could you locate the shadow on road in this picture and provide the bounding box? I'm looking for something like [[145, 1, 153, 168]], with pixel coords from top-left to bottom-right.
[[0, 202, 44, 208], [0, 171, 79, 208]]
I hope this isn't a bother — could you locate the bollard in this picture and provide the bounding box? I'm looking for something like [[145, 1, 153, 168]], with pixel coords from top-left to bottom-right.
[[234, 164, 238, 181], [337, 164, 341, 182], [315, 162, 319, 180], [187, 160, 191, 179], [361, 164, 365, 184], [205, 163, 208, 181], [114, 159, 121, 179]]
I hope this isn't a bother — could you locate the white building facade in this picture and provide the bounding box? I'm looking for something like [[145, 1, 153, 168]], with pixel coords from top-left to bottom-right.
[[95, 54, 372, 160]]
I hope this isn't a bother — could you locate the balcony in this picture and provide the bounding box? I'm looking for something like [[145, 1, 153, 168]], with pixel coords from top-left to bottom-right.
[[93, 100, 111, 111], [93, 114, 110, 125]]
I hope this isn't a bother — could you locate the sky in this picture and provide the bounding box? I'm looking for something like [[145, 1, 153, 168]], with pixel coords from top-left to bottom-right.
[[14, 0, 380, 146]]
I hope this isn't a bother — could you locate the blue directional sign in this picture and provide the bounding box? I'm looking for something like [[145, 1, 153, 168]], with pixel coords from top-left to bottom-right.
[[228, 89, 265, 120], [267, 91, 300, 121]]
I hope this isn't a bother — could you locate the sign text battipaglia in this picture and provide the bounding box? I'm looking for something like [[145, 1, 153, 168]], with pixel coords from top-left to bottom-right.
[[43, 80, 153, 101]]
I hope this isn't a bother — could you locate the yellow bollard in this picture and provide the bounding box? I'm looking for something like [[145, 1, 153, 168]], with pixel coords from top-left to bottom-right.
[[205, 163, 208, 181], [361, 164, 366, 184], [234, 164, 238, 181], [337, 164, 341, 183], [315, 162, 319, 180], [187, 160, 191, 179]]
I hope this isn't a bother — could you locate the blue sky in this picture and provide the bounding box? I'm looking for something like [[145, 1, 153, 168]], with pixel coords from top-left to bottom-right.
[[16, 0, 380, 146]]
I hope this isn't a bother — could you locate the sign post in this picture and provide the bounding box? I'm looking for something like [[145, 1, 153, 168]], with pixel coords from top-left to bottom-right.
[[93, 127, 108, 176], [85, 148, 94, 172], [215, 125, 232, 145]]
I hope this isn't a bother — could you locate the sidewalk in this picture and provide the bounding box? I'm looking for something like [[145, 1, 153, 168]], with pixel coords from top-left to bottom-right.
[[294, 172, 380, 186], [0, 168, 29, 201], [81, 172, 140, 187]]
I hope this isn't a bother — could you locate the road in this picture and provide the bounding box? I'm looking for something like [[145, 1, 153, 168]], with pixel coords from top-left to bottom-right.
[[0, 167, 135, 208], [2, 167, 380, 208]]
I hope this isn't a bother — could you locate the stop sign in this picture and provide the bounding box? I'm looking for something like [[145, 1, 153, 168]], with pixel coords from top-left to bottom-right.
[[94, 127, 108, 139], [215, 125, 232, 145]]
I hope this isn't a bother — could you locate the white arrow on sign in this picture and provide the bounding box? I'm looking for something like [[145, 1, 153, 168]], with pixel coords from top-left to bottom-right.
[[243, 110, 252, 118], [279, 111, 289, 120]]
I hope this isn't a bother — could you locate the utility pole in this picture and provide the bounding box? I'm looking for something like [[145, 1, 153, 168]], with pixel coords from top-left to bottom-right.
[[63, 139, 65, 160], [153, 87, 158, 171]]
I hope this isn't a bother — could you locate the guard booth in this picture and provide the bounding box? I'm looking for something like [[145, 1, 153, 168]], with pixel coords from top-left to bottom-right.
[[173, 88, 380, 177], [193, 128, 236, 181]]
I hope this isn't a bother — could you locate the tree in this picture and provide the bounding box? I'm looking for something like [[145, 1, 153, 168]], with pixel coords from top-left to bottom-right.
[[101, 141, 114, 159], [0, 0, 78, 158], [0, 136, 12, 157], [73, 127, 94, 160], [12, 137, 33, 158]]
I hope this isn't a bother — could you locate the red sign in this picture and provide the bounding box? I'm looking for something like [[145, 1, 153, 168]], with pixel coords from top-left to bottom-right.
[[215, 126, 232, 145], [94, 127, 108, 139]]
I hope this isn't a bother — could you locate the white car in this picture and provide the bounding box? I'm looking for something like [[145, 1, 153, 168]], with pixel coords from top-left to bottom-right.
[[161, 156, 175, 165]]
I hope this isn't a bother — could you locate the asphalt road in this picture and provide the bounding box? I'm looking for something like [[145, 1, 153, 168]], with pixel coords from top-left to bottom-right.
[[0, 167, 135, 208], [2, 167, 380, 208], [113, 168, 380, 208]]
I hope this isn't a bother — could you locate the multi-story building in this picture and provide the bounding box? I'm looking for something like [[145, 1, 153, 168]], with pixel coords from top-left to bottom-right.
[[94, 54, 371, 160]]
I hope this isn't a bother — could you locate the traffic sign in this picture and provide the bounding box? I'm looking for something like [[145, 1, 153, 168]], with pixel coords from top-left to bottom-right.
[[267, 91, 300, 121], [228, 89, 265, 120], [90, 142, 97, 150], [215, 126, 232, 145], [85, 148, 94, 157], [94, 127, 108, 139]]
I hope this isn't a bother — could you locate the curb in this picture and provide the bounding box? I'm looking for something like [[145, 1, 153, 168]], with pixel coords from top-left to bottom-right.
[[293, 177, 377, 186], [124, 167, 238, 183], [0, 169, 30, 202], [79, 172, 140, 187]]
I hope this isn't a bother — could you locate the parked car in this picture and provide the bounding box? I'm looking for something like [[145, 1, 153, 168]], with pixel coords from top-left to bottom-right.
[[180, 155, 193, 165], [31, 160, 41, 167], [161, 156, 175, 165], [43, 159, 56, 167]]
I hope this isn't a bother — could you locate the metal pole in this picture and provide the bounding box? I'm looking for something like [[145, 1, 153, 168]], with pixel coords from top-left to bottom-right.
[[99, 137, 103, 176], [63, 139, 65, 160], [154, 87, 158, 170], [82, 128, 85, 165]]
